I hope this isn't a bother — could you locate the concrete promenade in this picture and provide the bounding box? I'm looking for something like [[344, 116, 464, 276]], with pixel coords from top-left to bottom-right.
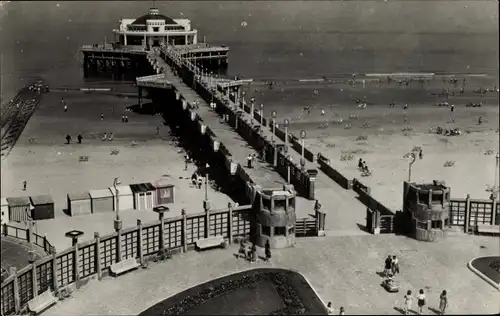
[[148, 48, 368, 233], [43, 234, 500, 316]]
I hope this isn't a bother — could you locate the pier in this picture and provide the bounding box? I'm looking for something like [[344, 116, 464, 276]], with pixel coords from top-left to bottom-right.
[[136, 45, 368, 236]]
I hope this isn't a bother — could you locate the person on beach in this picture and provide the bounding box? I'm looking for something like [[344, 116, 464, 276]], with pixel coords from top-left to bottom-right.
[[478, 116, 483, 125], [416, 289, 426, 314], [251, 244, 257, 262], [22, 181, 27, 191], [156, 126, 160, 135], [121, 115, 125, 123], [64, 104, 68, 112], [450, 104, 454, 112], [265, 240, 271, 262], [327, 302, 334, 315], [358, 158, 363, 169], [65, 134, 71, 144], [339, 306, 345, 315], [100, 113, 104, 120], [321, 109, 325, 116], [238, 239, 246, 259], [191, 172, 198, 187], [439, 290, 448, 315], [77, 134, 83, 144], [403, 290, 414, 315], [384, 255, 393, 277], [102, 133, 107, 141], [184, 154, 190, 171], [108, 132, 114, 141], [419, 149, 423, 160], [404, 104, 408, 110], [391, 255, 400, 275], [125, 115, 129, 123]]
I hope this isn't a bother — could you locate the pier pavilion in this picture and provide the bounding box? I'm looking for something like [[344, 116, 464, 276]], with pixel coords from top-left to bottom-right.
[[113, 7, 197, 48]]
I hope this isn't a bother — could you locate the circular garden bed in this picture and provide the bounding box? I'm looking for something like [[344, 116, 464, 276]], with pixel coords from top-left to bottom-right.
[[139, 268, 327, 315], [470, 256, 500, 285]]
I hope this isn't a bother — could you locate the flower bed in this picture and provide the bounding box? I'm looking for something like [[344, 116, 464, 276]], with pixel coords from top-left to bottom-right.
[[139, 268, 327, 316], [470, 256, 500, 284]]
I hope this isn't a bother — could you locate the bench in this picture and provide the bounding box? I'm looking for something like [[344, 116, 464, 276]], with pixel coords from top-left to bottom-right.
[[27, 290, 57, 315], [195, 236, 225, 251], [109, 257, 140, 277], [477, 224, 500, 236]]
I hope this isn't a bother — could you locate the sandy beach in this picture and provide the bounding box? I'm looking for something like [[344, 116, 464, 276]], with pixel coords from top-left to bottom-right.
[[243, 76, 499, 210]]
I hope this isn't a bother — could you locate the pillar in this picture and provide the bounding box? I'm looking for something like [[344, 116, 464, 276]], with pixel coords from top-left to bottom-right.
[[137, 219, 144, 264], [31, 263, 38, 298], [124, 34, 127, 46], [428, 189, 433, 206], [10, 267, 20, 313], [273, 145, 278, 167], [138, 86, 143, 108], [181, 210, 188, 252], [492, 199, 497, 225], [228, 205, 234, 244], [185, 34, 188, 45], [204, 206, 211, 238], [74, 243, 81, 287], [464, 194, 471, 233], [51, 253, 58, 292], [159, 213, 165, 250], [94, 232, 102, 280], [116, 229, 123, 263]]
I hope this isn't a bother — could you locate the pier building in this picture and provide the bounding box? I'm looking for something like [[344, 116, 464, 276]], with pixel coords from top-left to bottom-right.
[[113, 7, 197, 47]]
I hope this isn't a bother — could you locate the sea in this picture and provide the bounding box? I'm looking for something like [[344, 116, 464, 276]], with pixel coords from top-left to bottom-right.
[[0, 0, 498, 108]]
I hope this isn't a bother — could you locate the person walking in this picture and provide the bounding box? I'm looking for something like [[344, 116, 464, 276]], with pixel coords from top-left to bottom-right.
[[108, 132, 114, 141], [102, 133, 107, 141], [184, 154, 190, 171], [251, 244, 257, 262], [403, 290, 414, 315], [419, 149, 423, 160], [391, 255, 400, 275], [156, 126, 160, 135], [264, 240, 271, 262], [64, 104, 68, 112], [197, 175, 203, 189], [439, 290, 448, 315], [339, 306, 345, 315], [416, 289, 426, 314], [327, 302, 334, 315], [100, 113, 104, 120], [384, 255, 393, 277], [77, 134, 83, 144], [22, 181, 27, 191], [65, 134, 71, 144]]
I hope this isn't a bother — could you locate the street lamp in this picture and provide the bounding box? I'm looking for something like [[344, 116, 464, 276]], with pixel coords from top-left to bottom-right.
[[113, 177, 122, 232], [204, 163, 210, 201], [271, 111, 277, 142], [240, 91, 246, 109], [492, 153, 500, 200], [260, 104, 264, 126], [300, 129, 307, 169], [284, 119, 290, 153], [408, 153, 416, 182]]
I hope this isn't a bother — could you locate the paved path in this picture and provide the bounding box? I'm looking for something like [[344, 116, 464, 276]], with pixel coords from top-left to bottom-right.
[[44, 234, 499, 316]]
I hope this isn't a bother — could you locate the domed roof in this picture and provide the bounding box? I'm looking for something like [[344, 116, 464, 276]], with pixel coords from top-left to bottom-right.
[[131, 8, 177, 25]]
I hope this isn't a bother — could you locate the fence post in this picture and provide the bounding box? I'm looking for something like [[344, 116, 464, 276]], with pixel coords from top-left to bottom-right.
[[464, 194, 471, 233], [51, 252, 58, 293], [159, 215, 166, 251], [181, 210, 188, 252], [10, 267, 20, 314], [116, 229, 123, 262], [31, 262, 38, 298], [94, 232, 102, 281], [137, 219, 144, 264], [303, 218, 307, 236], [491, 199, 497, 225], [205, 207, 211, 238], [3, 223, 7, 236], [74, 244, 81, 288], [43, 235, 48, 253], [228, 205, 234, 244]]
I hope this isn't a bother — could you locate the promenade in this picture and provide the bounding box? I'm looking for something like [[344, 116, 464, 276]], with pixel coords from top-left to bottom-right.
[[146, 47, 368, 233], [43, 234, 500, 316]]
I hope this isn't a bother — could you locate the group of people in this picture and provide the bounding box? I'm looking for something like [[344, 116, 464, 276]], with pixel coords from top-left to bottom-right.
[[65, 134, 83, 144], [327, 302, 345, 315], [190, 171, 204, 189], [384, 255, 400, 277], [246, 153, 257, 168], [101, 133, 114, 142], [238, 239, 271, 262], [357, 158, 371, 176], [403, 289, 448, 315], [121, 115, 130, 123]]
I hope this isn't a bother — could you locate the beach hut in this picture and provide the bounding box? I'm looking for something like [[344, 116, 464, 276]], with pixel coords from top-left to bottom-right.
[[1, 197, 9, 224], [6, 197, 31, 223], [130, 183, 156, 210], [67, 192, 92, 217], [89, 189, 114, 214], [152, 180, 175, 205], [108, 185, 134, 212], [30, 195, 55, 220]]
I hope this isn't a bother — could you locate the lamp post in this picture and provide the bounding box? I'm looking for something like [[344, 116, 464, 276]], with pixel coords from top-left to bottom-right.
[[408, 152, 416, 182], [113, 177, 122, 232], [271, 111, 277, 142], [240, 91, 246, 109], [204, 163, 210, 201], [260, 104, 264, 126], [284, 119, 290, 153], [250, 98, 255, 119], [492, 153, 500, 200], [300, 129, 307, 169]]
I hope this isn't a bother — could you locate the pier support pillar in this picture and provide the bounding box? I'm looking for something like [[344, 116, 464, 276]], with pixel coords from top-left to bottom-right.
[[138, 86, 143, 108]]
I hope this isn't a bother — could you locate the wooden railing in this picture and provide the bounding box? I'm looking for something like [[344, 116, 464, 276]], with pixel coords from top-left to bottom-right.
[[1, 224, 55, 255]]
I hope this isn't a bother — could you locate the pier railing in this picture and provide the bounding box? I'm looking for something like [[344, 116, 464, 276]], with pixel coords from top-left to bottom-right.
[[0, 204, 253, 315]]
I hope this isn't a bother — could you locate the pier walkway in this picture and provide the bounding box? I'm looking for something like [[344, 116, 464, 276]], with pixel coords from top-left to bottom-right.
[[144, 47, 368, 233], [150, 52, 286, 190]]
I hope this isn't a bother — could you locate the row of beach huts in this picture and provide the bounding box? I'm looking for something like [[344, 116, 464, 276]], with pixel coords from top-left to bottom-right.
[[1, 180, 175, 224]]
